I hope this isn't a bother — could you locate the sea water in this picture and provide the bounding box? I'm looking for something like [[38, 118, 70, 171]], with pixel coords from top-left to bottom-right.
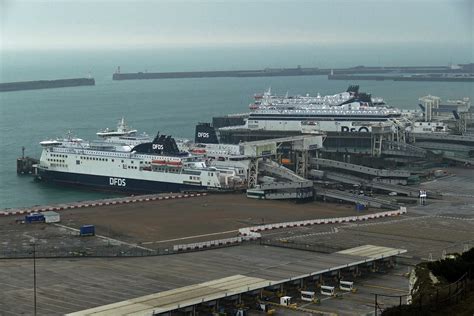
[[1, 44, 472, 208]]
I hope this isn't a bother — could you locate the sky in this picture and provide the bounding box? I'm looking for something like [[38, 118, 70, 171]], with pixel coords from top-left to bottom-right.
[[0, 0, 473, 51]]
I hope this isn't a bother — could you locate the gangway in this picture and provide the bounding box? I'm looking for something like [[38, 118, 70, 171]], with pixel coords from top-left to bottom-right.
[[259, 160, 309, 183], [382, 141, 427, 158], [411, 133, 474, 144], [323, 171, 441, 198], [441, 154, 474, 165], [311, 158, 411, 179], [315, 188, 399, 209], [415, 141, 474, 153], [247, 161, 313, 200]]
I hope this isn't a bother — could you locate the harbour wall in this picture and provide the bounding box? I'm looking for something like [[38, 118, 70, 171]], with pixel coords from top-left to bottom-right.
[[328, 74, 474, 82], [112, 64, 474, 81], [0, 78, 95, 92]]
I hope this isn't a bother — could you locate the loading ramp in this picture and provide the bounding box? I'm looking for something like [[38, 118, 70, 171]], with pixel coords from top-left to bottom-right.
[[249, 160, 313, 200], [381, 141, 428, 158], [311, 158, 411, 179], [322, 171, 441, 198], [315, 188, 399, 209]]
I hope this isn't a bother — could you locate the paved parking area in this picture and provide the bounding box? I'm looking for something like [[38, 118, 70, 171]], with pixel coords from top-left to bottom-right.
[[0, 244, 397, 315], [264, 214, 474, 261], [0, 194, 378, 254]]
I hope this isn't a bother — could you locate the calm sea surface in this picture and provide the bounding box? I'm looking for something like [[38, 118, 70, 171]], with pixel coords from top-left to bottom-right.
[[1, 45, 472, 208]]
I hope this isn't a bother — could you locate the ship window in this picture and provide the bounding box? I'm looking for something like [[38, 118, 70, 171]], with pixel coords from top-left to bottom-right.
[[112, 159, 114, 162], [121, 160, 124, 163], [131, 161, 134, 164], [76, 160, 80, 165]]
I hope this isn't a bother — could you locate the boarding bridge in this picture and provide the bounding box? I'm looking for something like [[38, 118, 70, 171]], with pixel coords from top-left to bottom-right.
[[415, 141, 474, 153], [411, 133, 474, 145], [316, 188, 399, 209], [259, 160, 310, 183], [323, 171, 440, 198], [247, 160, 313, 200], [242, 135, 323, 200], [311, 158, 411, 179], [382, 141, 427, 158], [441, 153, 474, 165]]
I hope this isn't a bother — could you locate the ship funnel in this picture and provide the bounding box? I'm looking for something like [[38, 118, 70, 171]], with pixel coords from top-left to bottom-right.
[[131, 132, 182, 156], [195, 123, 219, 144]]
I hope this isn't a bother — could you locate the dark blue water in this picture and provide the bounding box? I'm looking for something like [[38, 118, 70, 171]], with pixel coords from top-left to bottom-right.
[[1, 45, 472, 208]]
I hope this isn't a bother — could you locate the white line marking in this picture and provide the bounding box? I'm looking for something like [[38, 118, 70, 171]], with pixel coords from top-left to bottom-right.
[[141, 230, 239, 245]]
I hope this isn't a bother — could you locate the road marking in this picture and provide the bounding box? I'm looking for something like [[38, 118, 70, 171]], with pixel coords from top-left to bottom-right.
[[336, 294, 377, 306], [360, 283, 409, 293], [141, 230, 238, 244], [53, 223, 153, 251]]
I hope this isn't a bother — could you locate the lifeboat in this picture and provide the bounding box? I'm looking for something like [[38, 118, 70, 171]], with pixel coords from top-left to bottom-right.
[[191, 148, 207, 155], [151, 160, 167, 165], [249, 104, 259, 110], [167, 160, 182, 167]]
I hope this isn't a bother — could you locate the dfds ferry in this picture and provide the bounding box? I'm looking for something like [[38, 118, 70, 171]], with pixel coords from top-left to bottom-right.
[[36, 132, 243, 193]]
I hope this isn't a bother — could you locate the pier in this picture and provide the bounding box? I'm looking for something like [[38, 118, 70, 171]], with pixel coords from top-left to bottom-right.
[[328, 74, 474, 82], [112, 63, 474, 81], [0, 78, 95, 92]]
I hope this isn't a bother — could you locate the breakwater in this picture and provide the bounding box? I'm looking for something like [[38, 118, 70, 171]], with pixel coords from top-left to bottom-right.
[[0, 78, 95, 92], [112, 64, 474, 81], [328, 74, 474, 82]]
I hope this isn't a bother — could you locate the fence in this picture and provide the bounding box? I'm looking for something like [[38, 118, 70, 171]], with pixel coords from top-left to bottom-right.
[[0, 240, 257, 259], [1, 193, 207, 216], [240, 207, 407, 234], [260, 238, 344, 254], [0, 207, 406, 259], [377, 270, 473, 315]]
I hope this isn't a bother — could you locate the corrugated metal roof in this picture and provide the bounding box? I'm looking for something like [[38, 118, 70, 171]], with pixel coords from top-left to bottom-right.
[[337, 244, 406, 259], [66, 275, 273, 316], [67, 245, 406, 316]]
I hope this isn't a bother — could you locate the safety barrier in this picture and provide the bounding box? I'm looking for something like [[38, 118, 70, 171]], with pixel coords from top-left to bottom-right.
[[239, 207, 407, 235], [172, 230, 263, 252], [173, 237, 243, 252], [0, 193, 207, 216]]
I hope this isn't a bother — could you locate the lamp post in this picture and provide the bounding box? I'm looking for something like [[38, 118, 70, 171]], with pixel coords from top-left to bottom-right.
[[30, 239, 37, 316]]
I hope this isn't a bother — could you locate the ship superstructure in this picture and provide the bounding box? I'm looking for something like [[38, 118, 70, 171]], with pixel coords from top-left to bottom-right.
[[243, 85, 403, 133], [36, 131, 244, 193]]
